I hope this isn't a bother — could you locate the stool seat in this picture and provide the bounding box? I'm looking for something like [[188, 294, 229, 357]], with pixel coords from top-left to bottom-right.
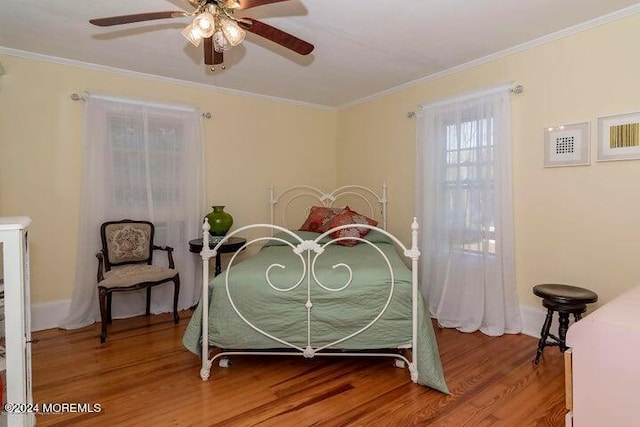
[[532, 283, 598, 365], [533, 284, 598, 305]]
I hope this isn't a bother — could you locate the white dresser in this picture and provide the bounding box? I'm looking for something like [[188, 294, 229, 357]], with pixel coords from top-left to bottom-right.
[[565, 284, 640, 427], [0, 217, 34, 427]]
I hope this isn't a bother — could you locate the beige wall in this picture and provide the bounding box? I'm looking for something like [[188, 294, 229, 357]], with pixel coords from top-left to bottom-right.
[[336, 13, 640, 310], [2, 12, 640, 313], [0, 55, 337, 304]]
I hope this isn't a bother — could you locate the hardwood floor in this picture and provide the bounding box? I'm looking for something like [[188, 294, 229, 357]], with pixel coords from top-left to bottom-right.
[[31, 311, 566, 426]]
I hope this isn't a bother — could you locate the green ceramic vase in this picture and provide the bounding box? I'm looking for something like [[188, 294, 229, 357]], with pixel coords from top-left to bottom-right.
[[205, 206, 233, 236]]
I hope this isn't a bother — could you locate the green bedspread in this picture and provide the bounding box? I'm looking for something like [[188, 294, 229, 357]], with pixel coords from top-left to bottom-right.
[[182, 230, 448, 393]]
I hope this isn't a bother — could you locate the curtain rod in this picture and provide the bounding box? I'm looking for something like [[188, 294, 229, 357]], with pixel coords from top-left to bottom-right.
[[406, 84, 524, 119], [70, 92, 212, 119]]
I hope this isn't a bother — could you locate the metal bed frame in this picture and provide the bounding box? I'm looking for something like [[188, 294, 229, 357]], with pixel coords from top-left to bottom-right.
[[198, 184, 421, 383]]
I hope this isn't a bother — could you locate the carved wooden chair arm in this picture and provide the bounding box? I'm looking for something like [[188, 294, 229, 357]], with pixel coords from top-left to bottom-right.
[[95, 251, 105, 282], [153, 245, 175, 269]]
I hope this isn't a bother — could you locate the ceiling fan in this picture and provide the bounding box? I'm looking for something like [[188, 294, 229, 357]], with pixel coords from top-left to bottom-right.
[[89, 0, 314, 70]]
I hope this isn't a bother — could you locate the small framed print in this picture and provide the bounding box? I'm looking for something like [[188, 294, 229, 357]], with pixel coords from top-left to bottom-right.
[[543, 122, 590, 167], [597, 112, 640, 162]]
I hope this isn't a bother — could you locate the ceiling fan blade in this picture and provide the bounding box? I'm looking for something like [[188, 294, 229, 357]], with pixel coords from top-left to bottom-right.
[[89, 11, 186, 27], [222, 0, 289, 10], [239, 18, 314, 55], [204, 37, 213, 65]]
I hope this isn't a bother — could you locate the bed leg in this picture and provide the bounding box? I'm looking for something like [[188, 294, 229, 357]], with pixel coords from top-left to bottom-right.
[[403, 348, 419, 382], [408, 363, 418, 383], [200, 359, 213, 381], [219, 358, 231, 368]]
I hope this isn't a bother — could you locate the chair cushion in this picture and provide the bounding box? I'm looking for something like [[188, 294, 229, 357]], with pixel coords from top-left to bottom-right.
[[99, 265, 177, 289], [104, 223, 152, 263]]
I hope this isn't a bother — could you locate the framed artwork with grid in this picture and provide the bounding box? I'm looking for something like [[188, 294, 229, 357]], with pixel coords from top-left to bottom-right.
[[543, 122, 590, 167]]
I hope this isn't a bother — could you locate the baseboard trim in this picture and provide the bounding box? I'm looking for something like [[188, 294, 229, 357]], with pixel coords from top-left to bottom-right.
[[32, 299, 550, 337], [31, 299, 70, 332], [521, 305, 553, 338]]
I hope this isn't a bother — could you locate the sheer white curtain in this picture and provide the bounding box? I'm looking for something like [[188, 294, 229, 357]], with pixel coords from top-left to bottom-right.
[[60, 93, 205, 329], [415, 84, 521, 336]]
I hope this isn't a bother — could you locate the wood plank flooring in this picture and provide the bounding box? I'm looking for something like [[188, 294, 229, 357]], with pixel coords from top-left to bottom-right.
[[30, 311, 566, 426]]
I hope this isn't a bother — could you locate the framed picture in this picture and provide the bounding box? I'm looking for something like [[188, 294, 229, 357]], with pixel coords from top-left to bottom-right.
[[543, 122, 590, 167], [597, 112, 640, 161]]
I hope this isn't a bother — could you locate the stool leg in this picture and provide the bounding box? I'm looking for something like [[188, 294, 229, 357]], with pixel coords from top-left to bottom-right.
[[574, 312, 582, 322], [534, 308, 554, 365], [558, 312, 570, 352]]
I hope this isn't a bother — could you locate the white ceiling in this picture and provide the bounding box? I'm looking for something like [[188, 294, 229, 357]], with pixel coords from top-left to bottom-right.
[[1, 0, 640, 108]]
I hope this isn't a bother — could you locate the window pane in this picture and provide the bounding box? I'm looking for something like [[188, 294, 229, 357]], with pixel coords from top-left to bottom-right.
[[108, 112, 186, 212], [444, 117, 495, 254]]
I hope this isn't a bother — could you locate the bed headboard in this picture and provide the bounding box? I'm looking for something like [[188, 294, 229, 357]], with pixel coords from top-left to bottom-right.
[[269, 184, 388, 230]]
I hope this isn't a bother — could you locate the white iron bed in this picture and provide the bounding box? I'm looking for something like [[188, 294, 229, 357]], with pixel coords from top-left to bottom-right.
[[182, 184, 448, 393]]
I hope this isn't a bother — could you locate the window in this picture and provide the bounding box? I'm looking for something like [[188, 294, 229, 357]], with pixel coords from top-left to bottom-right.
[[444, 116, 495, 254], [107, 112, 190, 243], [109, 113, 185, 212]]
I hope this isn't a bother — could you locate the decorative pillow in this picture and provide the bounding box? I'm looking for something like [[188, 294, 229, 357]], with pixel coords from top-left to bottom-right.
[[299, 206, 348, 233], [326, 209, 378, 246]]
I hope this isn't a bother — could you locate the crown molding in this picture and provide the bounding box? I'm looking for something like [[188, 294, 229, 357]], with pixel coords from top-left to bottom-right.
[[338, 3, 640, 110], [0, 46, 336, 111]]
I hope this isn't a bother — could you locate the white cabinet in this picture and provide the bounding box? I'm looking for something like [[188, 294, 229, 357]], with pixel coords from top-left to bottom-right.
[[565, 284, 640, 427], [0, 217, 34, 427]]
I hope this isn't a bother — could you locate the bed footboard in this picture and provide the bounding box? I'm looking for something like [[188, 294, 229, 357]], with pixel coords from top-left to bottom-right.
[[198, 219, 422, 384]]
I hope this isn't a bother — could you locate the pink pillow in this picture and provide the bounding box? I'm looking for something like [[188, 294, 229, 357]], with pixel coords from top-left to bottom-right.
[[299, 206, 348, 233], [326, 209, 378, 246]]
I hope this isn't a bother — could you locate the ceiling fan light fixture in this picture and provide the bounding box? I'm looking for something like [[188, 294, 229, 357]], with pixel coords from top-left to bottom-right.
[[221, 18, 246, 46], [193, 11, 215, 38], [182, 22, 203, 47], [213, 30, 229, 52]]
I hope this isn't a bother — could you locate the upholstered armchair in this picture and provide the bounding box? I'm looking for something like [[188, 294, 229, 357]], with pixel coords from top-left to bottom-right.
[[96, 220, 180, 343]]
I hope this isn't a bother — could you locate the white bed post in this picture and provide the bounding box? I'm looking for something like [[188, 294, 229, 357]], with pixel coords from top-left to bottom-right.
[[200, 219, 214, 380], [410, 218, 420, 382], [269, 185, 276, 236], [382, 182, 388, 230]]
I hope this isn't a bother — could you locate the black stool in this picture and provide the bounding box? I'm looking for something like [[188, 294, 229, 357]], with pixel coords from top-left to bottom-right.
[[533, 284, 598, 365]]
